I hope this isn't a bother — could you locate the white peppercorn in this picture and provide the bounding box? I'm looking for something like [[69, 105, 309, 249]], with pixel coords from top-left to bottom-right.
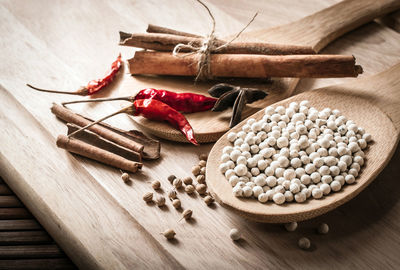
[[284, 222, 298, 232], [298, 237, 311, 250], [317, 223, 329, 234], [229, 228, 241, 241]]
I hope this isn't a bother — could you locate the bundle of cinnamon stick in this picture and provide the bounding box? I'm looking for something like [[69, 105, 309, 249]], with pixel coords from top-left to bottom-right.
[[120, 24, 363, 79], [52, 104, 160, 173]]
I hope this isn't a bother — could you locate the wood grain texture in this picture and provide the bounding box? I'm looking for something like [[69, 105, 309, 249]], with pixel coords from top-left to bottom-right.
[[122, 0, 400, 143], [0, 0, 400, 269], [0, 259, 76, 270], [207, 64, 400, 222], [0, 220, 41, 231]]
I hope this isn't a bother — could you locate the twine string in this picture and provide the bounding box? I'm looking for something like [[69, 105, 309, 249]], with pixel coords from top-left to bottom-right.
[[172, 0, 258, 81]]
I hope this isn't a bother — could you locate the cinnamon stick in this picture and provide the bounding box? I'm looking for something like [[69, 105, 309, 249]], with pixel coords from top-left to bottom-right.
[[66, 123, 142, 162], [51, 103, 144, 159], [146, 24, 201, 38], [119, 32, 316, 55], [56, 135, 143, 173], [128, 51, 363, 78]]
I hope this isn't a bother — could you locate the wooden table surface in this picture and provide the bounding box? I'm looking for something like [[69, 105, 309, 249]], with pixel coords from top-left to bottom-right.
[[1, 0, 399, 269]]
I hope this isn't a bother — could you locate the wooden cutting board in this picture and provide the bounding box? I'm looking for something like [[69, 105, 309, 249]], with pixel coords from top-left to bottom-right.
[[120, 0, 400, 143], [1, 0, 400, 269]]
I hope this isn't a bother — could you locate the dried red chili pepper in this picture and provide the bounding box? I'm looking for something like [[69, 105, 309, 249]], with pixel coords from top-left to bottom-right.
[[135, 88, 217, 113], [133, 99, 198, 145], [68, 98, 199, 145], [62, 88, 217, 113], [27, 54, 122, 95]]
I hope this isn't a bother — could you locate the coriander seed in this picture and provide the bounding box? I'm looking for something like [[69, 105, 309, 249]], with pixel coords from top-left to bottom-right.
[[200, 167, 206, 175], [161, 229, 176, 240], [317, 223, 329, 234], [199, 153, 208, 161], [151, 180, 161, 190], [183, 176, 193, 185], [173, 178, 183, 189], [196, 175, 206, 184], [143, 192, 153, 202], [168, 190, 177, 200], [167, 175, 176, 183], [196, 184, 207, 195], [121, 172, 130, 183], [185, 184, 195, 194], [204, 195, 214, 206], [284, 222, 298, 232], [155, 196, 166, 207], [229, 228, 241, 241], [181, 209, 192, 220], [298, 237, 311, 250], [198, 160, 207, 167], [192, 165, 201, 176], [172, 199, 181, 209]]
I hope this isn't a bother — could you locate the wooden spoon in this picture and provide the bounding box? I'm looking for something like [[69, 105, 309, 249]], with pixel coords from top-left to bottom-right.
[[206, 63, 400, 223], [122, 0, 400, 143]]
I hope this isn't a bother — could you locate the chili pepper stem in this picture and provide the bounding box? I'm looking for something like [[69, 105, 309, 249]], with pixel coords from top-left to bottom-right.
[[62, 96, 132, 106], [67, 106, 134, 138], [27, 83, 88, 96]]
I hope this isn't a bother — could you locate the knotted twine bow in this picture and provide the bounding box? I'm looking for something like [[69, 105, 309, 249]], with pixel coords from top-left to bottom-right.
[[172, 0, 258, 82]]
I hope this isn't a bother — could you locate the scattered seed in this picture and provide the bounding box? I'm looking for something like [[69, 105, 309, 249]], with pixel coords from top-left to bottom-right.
[[155, 196, 166, 207], [143, 192, 153, 202], [196, 184, 207, 195], [185, 185, 195, 194], [229, 228, 241, 241], [192, 165, 201, 176], [151, 180, 161, 190], [172, 199, 181, 209], [200, 167, 206, 175], [121, 172, 130, 183], [204, 195, 214, 206], [198, 160, 207, 167], [317, 223, 329, 234], [168, 190, 177, 200], [284, 222, 298, 232], [199, 153, 208, 161], [181, 209, 193, 220], [173, 178, 183, 189], [161, 229, 176, 240], [183, 176, 193, 185], [167, 175, 176, 183], [298, 237, 311, 250], [196, 175, 206, 184]]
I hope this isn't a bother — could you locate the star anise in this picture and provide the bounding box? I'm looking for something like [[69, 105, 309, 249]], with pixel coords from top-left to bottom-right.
[[208, 83, 268, 127]]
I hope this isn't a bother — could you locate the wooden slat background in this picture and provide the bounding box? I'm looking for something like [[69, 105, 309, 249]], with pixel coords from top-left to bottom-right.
[[0, 177, 77, 269]]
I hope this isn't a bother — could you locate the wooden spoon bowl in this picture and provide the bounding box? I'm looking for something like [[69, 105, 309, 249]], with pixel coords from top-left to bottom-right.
[[206, 64, 400, 223]]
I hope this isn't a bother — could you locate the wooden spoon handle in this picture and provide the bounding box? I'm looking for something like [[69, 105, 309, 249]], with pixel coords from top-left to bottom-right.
[[297, 0, 400, 51], [246, 0, 400, 52]]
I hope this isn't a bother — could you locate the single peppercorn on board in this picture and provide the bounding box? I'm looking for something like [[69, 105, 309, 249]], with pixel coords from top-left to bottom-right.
[[206, 64, 400, 223], [118, 0, 400, 143]]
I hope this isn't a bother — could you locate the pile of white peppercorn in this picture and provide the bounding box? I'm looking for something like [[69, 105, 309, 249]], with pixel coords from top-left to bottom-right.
[[219, 100, 372, 204]]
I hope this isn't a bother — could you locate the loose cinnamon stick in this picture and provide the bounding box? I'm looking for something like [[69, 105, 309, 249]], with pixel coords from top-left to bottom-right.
[[56, 135, 143, 173], [94, 123, 160, 160], [66, 123, 141, 162], [119, 32, 316, 55], [146, 24, 201, 38], [51, 103, 144, 159], [128, 51, 363, 78]]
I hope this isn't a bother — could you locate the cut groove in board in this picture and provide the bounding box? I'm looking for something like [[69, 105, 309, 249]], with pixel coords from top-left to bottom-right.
[[120, 0, 400, 143]]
